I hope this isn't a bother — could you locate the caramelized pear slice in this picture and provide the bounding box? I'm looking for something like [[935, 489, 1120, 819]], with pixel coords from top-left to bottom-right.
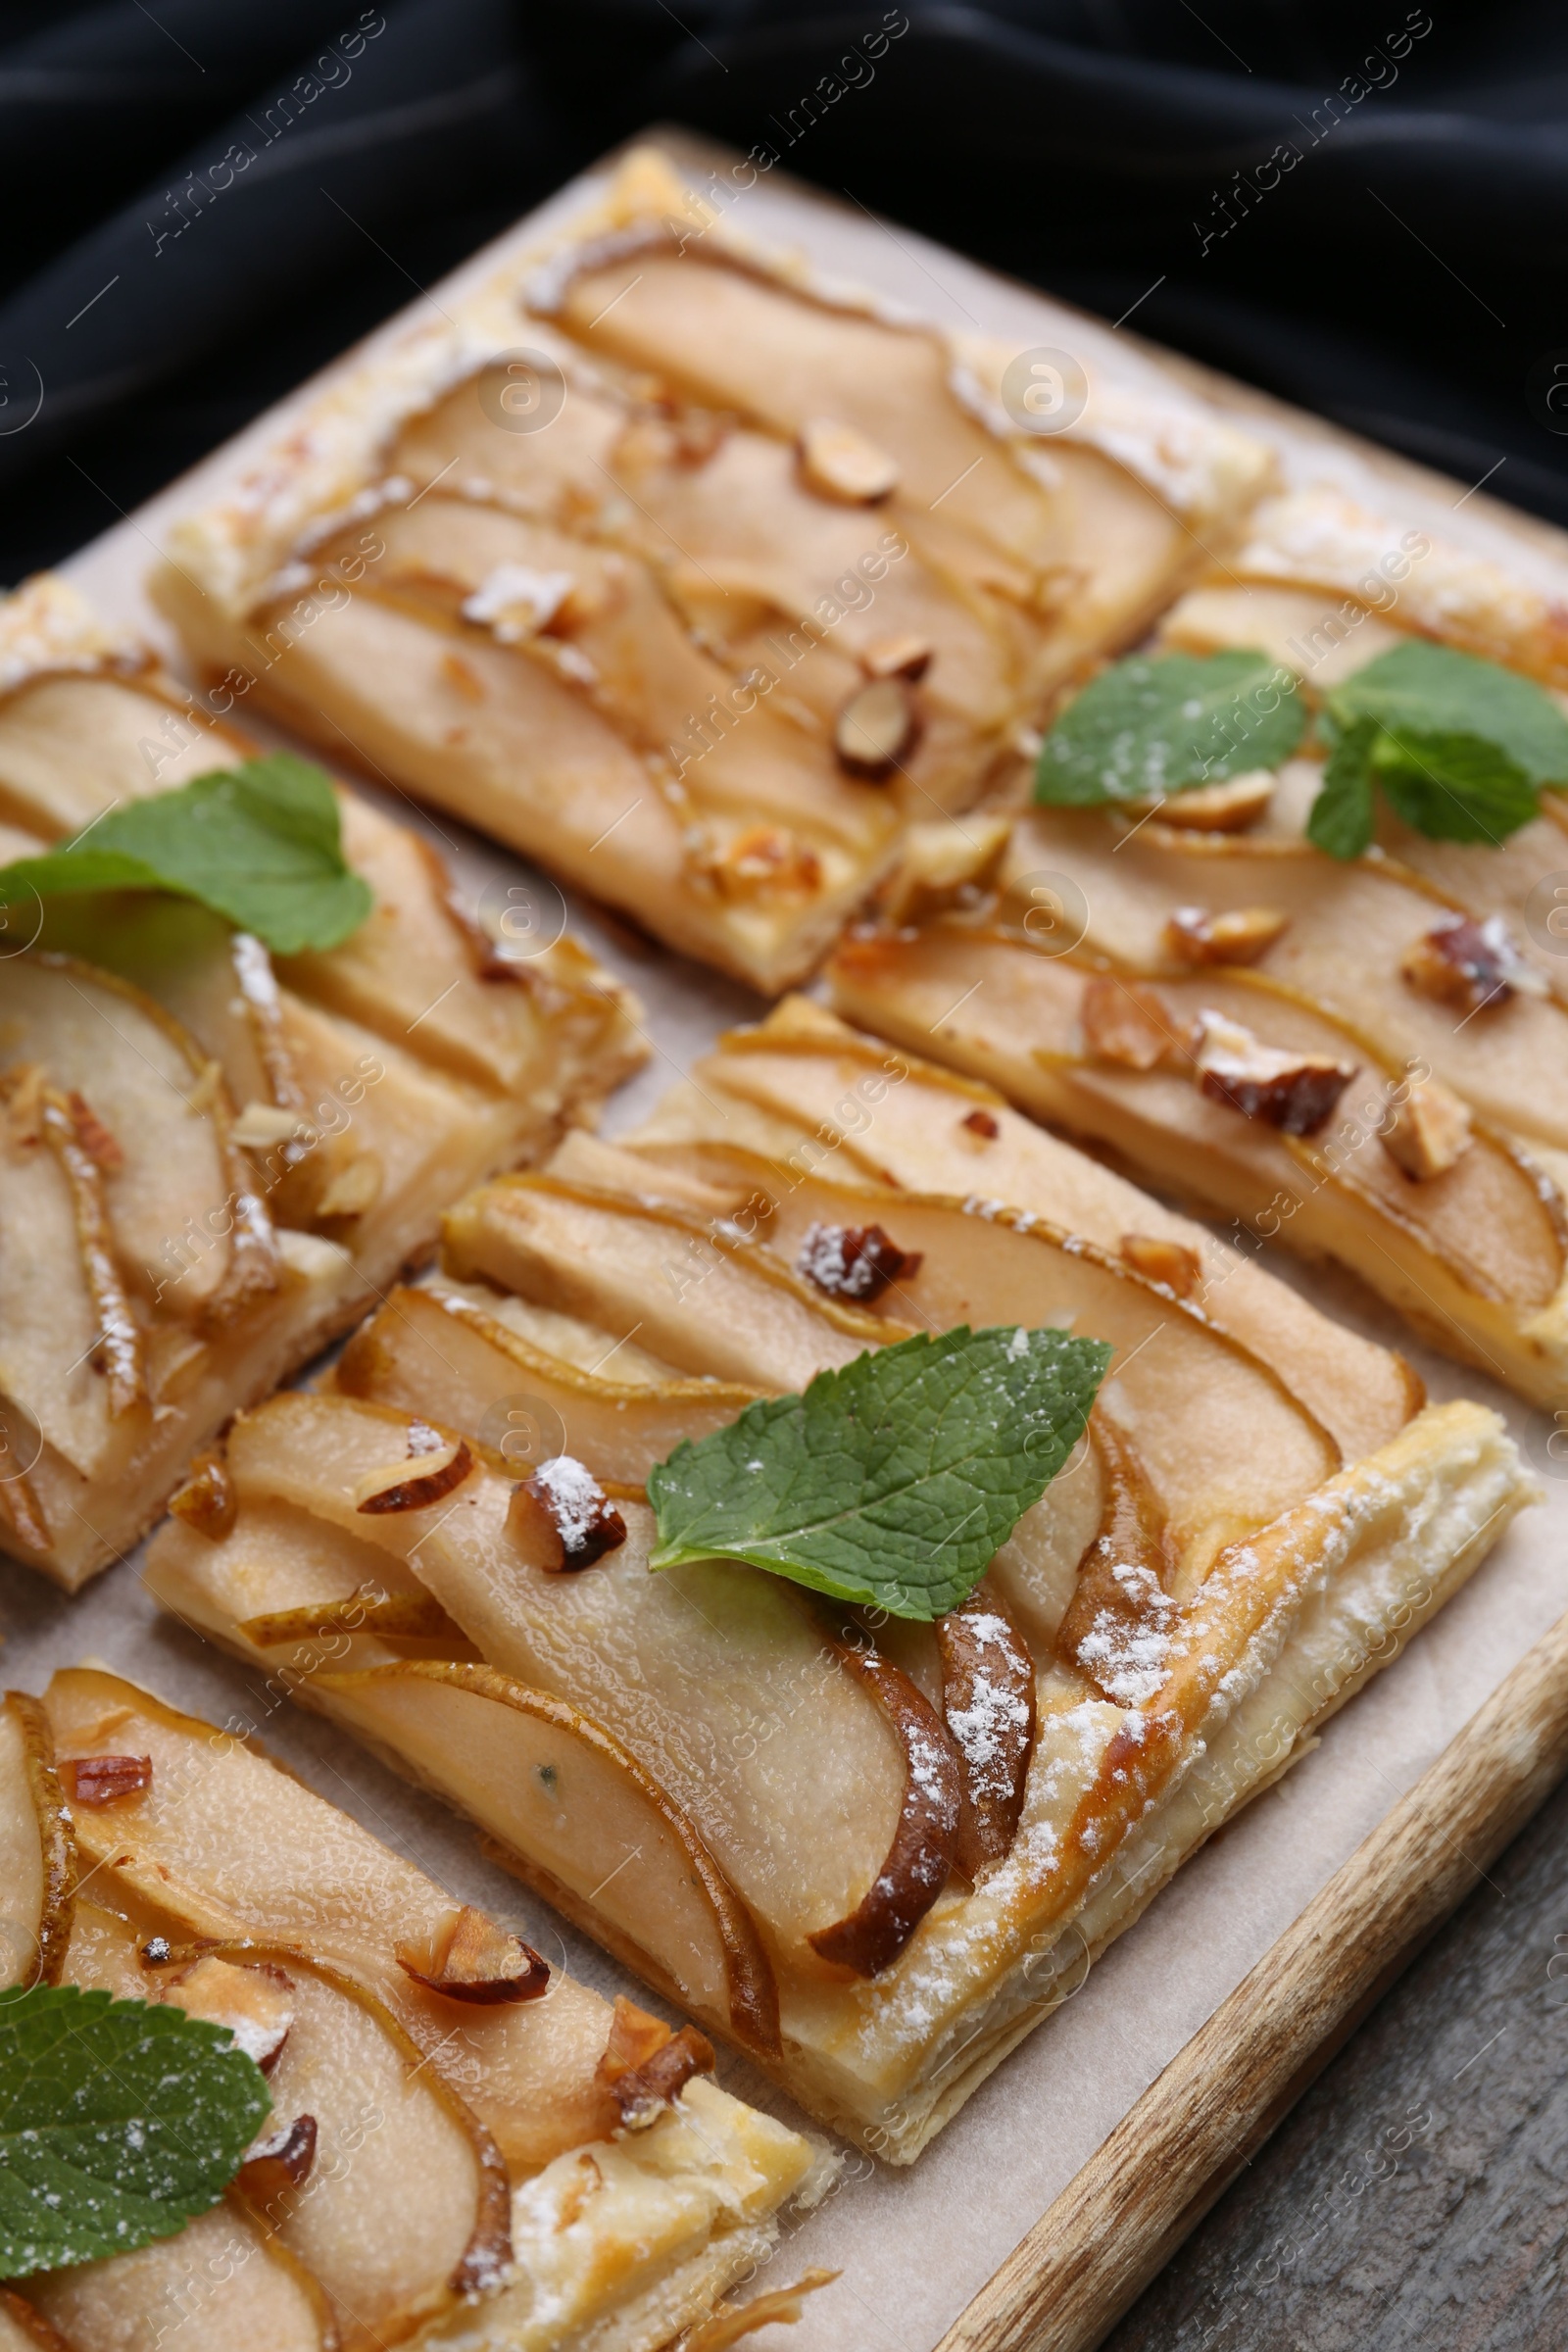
[[335, 1282, 761, 1481], [218, 1396, 910, 1974], [0, 2289, 74, 2351], [41, 1667, 622, 2171], [313, 1662, 776, 2049], [936, 1586, 1037, 1877], [20, 2198, 331, 2352], [0, 669, 246, 836], [443, 1174, 901, 1391], [241, 1587, 461, 1649], [828, 921, 1568, 1406], [626, 999, 1417, 1462], [0, 1692, 74, 1988], [187, 1941, 509, 2349]]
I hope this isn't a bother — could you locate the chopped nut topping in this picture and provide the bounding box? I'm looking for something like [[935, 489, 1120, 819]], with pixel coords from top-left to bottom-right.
[[1399, 913, 1545, 1013], [960, 1107, 1000, 1143], [238, 2114, 318, 2201], [1119, 1234, 1202, 1297], [1194, 1010, 1356, 1136], [231, 1100, 303, 1152], [169, 1450, 237, 1544], [462, 562, 574, 641], [520, 1454, 627, 1570], [595, 1994, 714, 2132], [314, 1150, 383, 1222], [354, 1423, 474, 1514], [798, 417, 900, 504], [862, 634, 933, 681], [835, 676, 919, 779], [64, 1754, 152, 1806], [1079, 976, 1188, 1072], [162, 1955, 295, 2071], [1165, 905, 1290, 967], [1381, 1076, 1474, 1180], [700, 824, 822, 902], [881, 813, 1009, 924], [1131, 771, 1275, 832], [396, 1903, 550, 2003], [66, 1091, 122, 1173], [796, 1221, 922, 1302]]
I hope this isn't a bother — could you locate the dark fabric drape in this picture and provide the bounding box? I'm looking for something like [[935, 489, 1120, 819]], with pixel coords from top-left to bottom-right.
[[2, 0, 1564, 579]]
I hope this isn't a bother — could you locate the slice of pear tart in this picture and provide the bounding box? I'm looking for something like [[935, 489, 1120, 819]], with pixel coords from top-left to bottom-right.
[[147, 1008, 1534, 2159], [827, 814, 1568, 1406], [0, 1673, 826, 2352], [0, 577, 643, 1590], [150, 146, 1276, 994]]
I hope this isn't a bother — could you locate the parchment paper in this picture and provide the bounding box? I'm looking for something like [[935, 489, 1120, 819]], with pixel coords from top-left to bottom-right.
[[5, 130, 1565, 2352]]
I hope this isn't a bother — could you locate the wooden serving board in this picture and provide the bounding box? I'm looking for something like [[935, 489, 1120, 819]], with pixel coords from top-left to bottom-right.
[[22, 128, 1568, 2352]]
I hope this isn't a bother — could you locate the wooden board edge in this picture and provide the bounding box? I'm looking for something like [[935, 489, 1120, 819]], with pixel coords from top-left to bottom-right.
[[937, 1603, 1568, 2352]]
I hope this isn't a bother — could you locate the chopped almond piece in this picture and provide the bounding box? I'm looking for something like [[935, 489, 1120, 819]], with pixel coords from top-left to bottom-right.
[[960, 1107, 1000, 1143], [354, 1422, 474, 1513], [700, 824, 822, 902], [238, 2113, 318, 2201], [160, 1954, 295, 2070], [230, 1100, 303, 1152], [64, 1754, 151, 1806], [796, 1221, 921, 1302], [882, 814, 1009, 924], [835, 677, 918, 779], [1131, 771, 1275, 831], [1119, 1234, 1202, 1298], [1079, 976, 1186, 1071], [314, 1150, 384, 1221], [1195, 1011, 1355, 1136], [396, 1903, 550, 2004], [168, 1450, 237, 1543], [518, 1454, 627, 1570], [1166, 905, 1289, 967], [798, 417, 900, 504], [1382, 1076, 1474, 1181], [595, 1994, 714, 2132], [862, 634, 932, 681], [1399, 912, 1544, 1013]]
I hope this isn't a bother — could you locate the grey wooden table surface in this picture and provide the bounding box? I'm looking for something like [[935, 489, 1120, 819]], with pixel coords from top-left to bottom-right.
[[1104, 1766, 1568, 2349]]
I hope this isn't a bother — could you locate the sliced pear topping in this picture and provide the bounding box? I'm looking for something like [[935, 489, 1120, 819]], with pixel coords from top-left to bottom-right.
[[1119, 1233, 1201, 1298], [807, 1643, 961, 1977], [1166, 904, 1289, 966], [595, 1993, 714, 2131], [1383, 1075, 1475, 1180], [38, 1087, 142, 1418], [159, 1952, 295, 2070], [513, 1456, 626, 1570], [936, 1586, 1036, 1878], [0, 1692, 74, 1989], [1056, 1420, 1178, 1700], [1194, 1009, 1356, 1134], [395, 1904, 550, 2005], [835, 676, 918, 779], [168, 1449, 238, 1543], [240, 1586, 460, 1648], [353, 1421, 473, 1514], [62, 1754, 152, 1806], [798, 418, 900, 504]]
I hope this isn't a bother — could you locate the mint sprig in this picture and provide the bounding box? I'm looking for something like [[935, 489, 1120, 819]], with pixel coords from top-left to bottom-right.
[[1035, 649, 1305, 808], [1305, 641, 1568, 858], [0, 1984, 270, 2279], [647, 1325, 1110, 1621], [0, 756, 372, 955]]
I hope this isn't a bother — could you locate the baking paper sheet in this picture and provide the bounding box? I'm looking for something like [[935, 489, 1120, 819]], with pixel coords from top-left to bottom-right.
[[6, 131, 1566, 2352]]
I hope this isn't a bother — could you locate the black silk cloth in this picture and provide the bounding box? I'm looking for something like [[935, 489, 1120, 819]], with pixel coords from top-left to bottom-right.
[[1, 0, 1564, 577]]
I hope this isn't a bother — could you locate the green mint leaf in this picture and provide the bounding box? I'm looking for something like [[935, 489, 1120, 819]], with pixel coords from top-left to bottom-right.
[[0, 756, 372, 955], [1035, 649, 1305, 807], [1370, 726, 1539, 844], [1327, 640, 1568, 788], [0, 1983, 270, 2278], [1306, 717, 1379, 858], [647, 1325, 1111, 1622]]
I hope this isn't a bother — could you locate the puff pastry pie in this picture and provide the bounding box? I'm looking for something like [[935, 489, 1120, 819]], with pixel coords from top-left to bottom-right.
[[151, 149, 1276, 992], [0, 578, 642, 1587], [0, 1671, 822, 2351], [146, 1007, 1532, 2159]]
